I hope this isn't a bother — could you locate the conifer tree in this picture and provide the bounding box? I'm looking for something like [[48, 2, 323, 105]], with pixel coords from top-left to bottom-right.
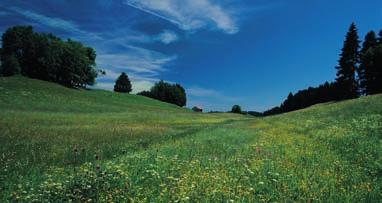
[[358, 31, 377, 94], [335, 23, 360, 99], [373, 31, 382, 93], [114, 72, 132, 93], [374, 45, 382, 94]]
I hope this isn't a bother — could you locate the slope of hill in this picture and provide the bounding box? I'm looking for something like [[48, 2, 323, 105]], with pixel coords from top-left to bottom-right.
[[1, 76, 381, 202], [0, 76, 188, 113]]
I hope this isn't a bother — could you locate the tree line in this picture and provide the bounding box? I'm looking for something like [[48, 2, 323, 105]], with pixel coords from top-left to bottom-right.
[[264, 23, 382, 116], [137, 80, 186, 107], [0, 26, 97, 88], [113, 72, 187, 107]]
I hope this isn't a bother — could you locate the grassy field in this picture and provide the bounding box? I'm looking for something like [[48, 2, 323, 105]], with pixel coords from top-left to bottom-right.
[[1, 76, 382, 202]]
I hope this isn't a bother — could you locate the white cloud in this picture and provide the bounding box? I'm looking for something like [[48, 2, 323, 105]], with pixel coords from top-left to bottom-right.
[[131, 80, 155, 93], [97, 46, 177, 75], [93, 79, 154, 94], [187, 86, 222, 98], [92, 82, 114, 91], [9, 7, 101, 40], [10, 7, 76, 31], [125, 0, 238, 34], [155, 30, 179, 44], [7, 6, 178, 93], [94, 69, 156, 93], [187, 86, 239, 102]]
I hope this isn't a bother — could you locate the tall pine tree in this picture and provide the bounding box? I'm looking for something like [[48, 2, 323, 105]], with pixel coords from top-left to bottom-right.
[[358, 31, 377, 95], [374, 30, 382, 93], [114, 72, 132, 93], [335, 23, 360, 99], [360, 30, 382, 95]]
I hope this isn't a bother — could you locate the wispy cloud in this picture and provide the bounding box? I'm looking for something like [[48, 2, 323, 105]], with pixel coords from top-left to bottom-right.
[[97, 46, 177, 75], [125, 0, 238, 34], [0, 11, 9, 16], [9, 7, 77, 31], [98, 29, 179, 46], [6, 6, 178, 93], [95, 45, 177, 93], [187, 87, 223, 98], [155, 30, 179, 44], [187, 86, 238, 102], [8, 7, 100, 40], [93, 80, 155, 94]]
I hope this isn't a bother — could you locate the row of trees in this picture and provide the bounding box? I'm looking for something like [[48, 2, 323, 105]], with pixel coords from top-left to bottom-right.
[[137, 80, 186, 107], [0, 26, 98, 88], [263, 82, 338, 116], [264, 23, 382, 116], [113, 72, 187, 107]]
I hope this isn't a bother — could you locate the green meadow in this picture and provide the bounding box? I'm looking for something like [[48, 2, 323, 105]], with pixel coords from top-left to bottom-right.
[[1, 76, 382, 202]]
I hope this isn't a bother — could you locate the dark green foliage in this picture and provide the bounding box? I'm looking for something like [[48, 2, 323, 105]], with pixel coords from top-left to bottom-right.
[[1, 55, 20, 76], [231, 105, 242, 114], [358, 31, 378, 95], [0, 26, 34, 74], [264, 82, 338, 116], [137, 90, 153, 98], [114, 72, 132, 93], [245, 111, 263, 117], [150, 80, 187, 107], [357, 29, 382, 95], [364, 45, 382, 94], [0, 26, 97, 88], [282, 93, 295, 112], [335, 23, 360, 100], [137, 80, 186, 107], [175, 84, 186, 107]]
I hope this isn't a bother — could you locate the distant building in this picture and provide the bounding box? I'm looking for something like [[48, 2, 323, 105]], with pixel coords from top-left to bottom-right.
[[192, 106, 203, 112]]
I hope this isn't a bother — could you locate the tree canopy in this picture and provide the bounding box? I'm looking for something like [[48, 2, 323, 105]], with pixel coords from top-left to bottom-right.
[[231, 105, 242, 114], [137, 80, 187, 107], [0, 25, 97, 88]]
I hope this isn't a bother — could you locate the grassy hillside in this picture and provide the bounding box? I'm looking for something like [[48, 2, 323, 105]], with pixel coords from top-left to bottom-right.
[[1, 76, 381, 202]]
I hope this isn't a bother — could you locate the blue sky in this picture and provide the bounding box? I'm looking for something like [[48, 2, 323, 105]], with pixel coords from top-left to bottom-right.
[[1, 0, 381, 111]]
